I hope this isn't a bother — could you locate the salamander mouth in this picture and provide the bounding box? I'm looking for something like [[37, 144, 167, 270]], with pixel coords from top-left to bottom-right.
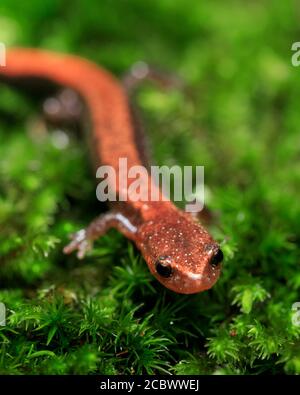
[[176, 271, 220, 294], [152, 262, 220, 294]]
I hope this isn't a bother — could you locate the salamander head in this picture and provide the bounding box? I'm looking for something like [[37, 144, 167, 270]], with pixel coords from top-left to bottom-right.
[[137, 211, 222, 294]]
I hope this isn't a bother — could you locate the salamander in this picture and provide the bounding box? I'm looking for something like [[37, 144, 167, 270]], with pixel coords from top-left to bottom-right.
[[0, 48, 223, 294]]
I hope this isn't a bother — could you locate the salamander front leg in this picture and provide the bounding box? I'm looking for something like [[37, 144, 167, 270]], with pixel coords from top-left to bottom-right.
[[63, 211, 138, 259]]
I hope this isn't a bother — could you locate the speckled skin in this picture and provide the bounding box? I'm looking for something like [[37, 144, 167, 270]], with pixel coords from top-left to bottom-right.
[[135, 204, 221, 293], [0, 48, 222, 294]]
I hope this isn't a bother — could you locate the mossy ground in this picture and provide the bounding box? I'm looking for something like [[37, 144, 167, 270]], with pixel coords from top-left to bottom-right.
[[0, 0, 299, 374]]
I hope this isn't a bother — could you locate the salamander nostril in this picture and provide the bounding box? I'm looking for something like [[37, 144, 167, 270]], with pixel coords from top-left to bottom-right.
[[155, 257, 172, 278], [210, 248, 223, 267]]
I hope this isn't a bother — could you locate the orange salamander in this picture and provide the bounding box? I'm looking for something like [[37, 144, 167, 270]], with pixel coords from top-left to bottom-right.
[[0, 48, 223, 294]]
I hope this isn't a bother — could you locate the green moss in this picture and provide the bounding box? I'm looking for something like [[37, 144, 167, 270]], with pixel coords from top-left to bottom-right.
[[0, 0, 299, 375]]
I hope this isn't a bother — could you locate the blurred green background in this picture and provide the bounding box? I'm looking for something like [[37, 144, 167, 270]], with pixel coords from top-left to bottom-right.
[[0, 0, 299, 375]]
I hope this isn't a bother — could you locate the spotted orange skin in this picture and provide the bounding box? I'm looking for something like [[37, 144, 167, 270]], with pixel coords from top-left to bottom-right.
[[0, 48, 222, 294], [136, 205, 221, 294]]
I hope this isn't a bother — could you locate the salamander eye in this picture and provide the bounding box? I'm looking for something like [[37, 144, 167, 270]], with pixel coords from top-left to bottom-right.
[[210, 248, 223, 267], [155, 256, 172, 278]]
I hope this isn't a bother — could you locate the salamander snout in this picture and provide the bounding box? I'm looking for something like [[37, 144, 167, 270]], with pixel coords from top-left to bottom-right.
[[150, 243, 223, 294], [137, 212, 223, 294]]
